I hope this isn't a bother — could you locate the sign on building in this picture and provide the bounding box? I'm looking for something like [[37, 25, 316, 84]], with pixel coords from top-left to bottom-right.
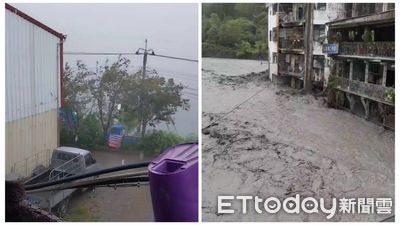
[[323, 43, 339, 55]]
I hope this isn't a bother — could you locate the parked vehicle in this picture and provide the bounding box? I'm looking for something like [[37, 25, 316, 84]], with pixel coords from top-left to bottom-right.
[[25, 147, 98, 214]]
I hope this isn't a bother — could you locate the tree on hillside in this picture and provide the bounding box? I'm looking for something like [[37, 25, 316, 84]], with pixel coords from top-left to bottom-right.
[[124, 70, 190, 137], [202, 3, 269, 59], [63, 58, 189, 139], [88, 58, 132, 136], [63, 62, 92, 115]]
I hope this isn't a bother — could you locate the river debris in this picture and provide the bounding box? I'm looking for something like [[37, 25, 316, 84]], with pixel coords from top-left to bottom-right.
[[202, 58, 394, 222], [203, 68, 269, 86]]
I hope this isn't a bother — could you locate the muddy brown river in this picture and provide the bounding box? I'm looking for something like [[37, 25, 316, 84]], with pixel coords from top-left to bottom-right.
[[201, 58, 394, 222]]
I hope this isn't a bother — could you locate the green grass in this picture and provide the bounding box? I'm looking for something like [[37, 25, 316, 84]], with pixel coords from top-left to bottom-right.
[[65, 206, 99, 222]]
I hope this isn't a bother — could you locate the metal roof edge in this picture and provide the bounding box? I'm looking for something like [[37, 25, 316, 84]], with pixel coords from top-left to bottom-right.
[[5, 3, 65, 40]]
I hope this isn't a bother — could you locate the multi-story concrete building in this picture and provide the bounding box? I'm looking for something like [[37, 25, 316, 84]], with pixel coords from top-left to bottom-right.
[[326, 3, 395, 129], [267, 3, 344, 89], [267, 3, 395, 128]]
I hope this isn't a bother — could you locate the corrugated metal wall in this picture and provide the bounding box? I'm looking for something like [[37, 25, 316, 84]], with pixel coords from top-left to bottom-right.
[[6, 110, 58, 176], [5, 10, 60, 177]]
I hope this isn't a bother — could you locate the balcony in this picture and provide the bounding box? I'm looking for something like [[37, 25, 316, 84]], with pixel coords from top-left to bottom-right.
[[339, 42, 395, 59], [279, 40, 304, 52], [278, 12, 305, 26], [336, 77, 394, 105], [278, 55, 304, 78], [277, 3, 306, 26]]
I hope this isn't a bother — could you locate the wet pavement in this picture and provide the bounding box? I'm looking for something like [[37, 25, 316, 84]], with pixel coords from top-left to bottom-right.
[[66, 150, 155, 222]]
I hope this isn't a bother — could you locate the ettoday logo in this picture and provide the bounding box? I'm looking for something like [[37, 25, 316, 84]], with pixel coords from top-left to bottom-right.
[[217, 195, 392, 219]]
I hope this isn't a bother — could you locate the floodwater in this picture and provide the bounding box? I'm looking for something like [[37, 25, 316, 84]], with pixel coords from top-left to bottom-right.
[[66, 150, 155, 222], [201, 58, 394, 222]]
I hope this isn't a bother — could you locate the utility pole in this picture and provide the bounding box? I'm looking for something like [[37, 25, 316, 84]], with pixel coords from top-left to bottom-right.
[[135, 39, 154, 136], [136, 39, 154, 80], [142, 39, 148, 79], [303, 3, 314, 92]]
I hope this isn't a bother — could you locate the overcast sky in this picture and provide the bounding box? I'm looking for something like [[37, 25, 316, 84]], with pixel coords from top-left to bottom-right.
[[11, 3, 199, 136], [12, 3, 198, 59]]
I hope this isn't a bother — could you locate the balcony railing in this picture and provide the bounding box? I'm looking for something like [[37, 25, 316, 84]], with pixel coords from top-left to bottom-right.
[[279, 39, 304, 51], [339, 42, 395, 58], [278, 12, 305, 25], [336, 77, 394, 105], [278, 64, 304, 78]]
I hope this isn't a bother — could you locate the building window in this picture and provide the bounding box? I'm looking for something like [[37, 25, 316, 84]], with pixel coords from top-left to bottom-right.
[[272, 4, 277, 15], [386, 65, 395, 87], [313, 55, 325, 82], [298, 7, 304, 20], [272, 53, 277, 63], [315, 3, 326, 11], [269, 30, 272, 41], [313, 55, 325, 68], [313, 25, 325, 42], [272, 27, 278, 42], [387, 3, 395, 11]]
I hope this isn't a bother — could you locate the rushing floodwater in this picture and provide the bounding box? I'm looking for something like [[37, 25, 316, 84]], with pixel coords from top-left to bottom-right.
[[202, 57, 394, 222]]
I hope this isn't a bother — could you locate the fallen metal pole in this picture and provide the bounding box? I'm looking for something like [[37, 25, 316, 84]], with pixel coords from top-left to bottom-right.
[[26, 176, 149, 194], [25, 161, 150, 191]]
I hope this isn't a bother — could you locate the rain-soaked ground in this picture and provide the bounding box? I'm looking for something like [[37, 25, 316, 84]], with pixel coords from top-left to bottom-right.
[[201, 58, 394, 222], [66, 150, 155, 222]]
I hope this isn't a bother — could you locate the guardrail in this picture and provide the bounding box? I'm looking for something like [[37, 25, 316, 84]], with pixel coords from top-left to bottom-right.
[[339, 42, 395, 58], [278, 12, 305, 25], [49, 155, 85, 181], [336, 77, 394, 105], [279, 39, 304, 51]]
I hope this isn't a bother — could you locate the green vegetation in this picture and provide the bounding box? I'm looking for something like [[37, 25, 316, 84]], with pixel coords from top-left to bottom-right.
[[385, 88, 395, 104], [60, 58, 193, 151], [76, 114, 105, 149], [202, 3, 268, 59], [121, 131, 198, 155], [65, 206, 99, 222]]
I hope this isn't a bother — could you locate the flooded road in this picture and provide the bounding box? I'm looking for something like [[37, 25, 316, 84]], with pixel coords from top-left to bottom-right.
[[66, 150, 155, 222], [201, 58, 394, 222]]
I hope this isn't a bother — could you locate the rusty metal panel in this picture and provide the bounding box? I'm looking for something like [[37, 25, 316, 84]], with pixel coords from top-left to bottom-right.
[[5, 10, 59, 123]]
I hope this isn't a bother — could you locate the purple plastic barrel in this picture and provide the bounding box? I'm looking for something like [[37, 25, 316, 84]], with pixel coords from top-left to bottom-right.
[[148, 143, 198, 222]]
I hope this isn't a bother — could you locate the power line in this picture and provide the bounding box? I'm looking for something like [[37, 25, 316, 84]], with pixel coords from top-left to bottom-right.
[[147, 66, 198, 78], [64, 52, 136, 56], [202, 86, 267, 130], [183, 91, 198, 96], [147, 68, 197, 82], [64, 51, 197, 62], [151, 53, 198, 62], [185, 87, 198, 91]]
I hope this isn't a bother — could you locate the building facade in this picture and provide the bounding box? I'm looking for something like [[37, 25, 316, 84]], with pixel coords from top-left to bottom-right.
[[267, 3, 395, 128], [267, 3, 342, 89], [326, 3, 395, 129], [5, 4, 66, 177]]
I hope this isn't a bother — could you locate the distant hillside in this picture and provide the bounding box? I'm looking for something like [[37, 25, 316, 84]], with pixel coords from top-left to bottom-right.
[[202, 3, 268, 59]]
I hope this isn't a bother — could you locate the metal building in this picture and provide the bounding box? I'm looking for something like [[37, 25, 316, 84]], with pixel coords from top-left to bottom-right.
[[5, 3, 66, 177]]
